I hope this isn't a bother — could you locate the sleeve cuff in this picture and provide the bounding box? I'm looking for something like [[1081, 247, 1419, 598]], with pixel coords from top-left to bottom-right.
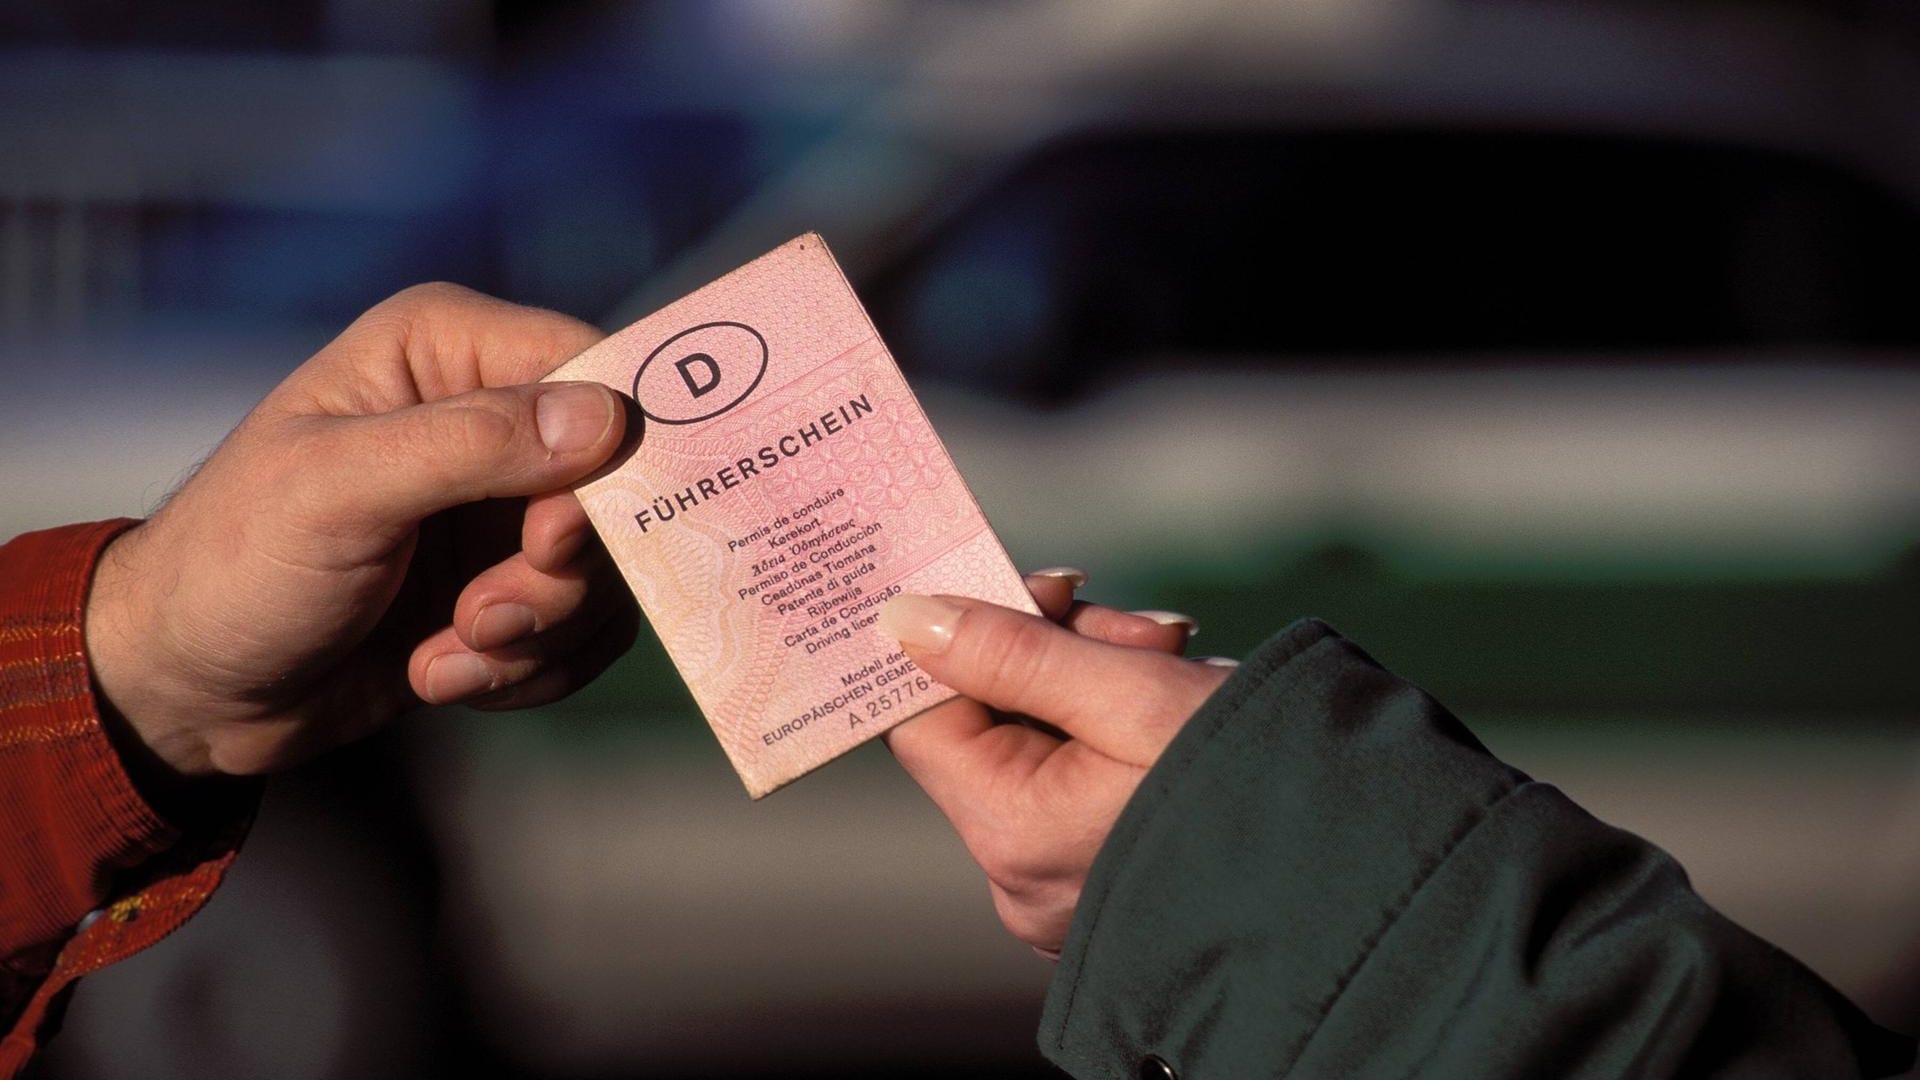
[[0, 520, 178, 952], [1038, 618, 1526, 1078]]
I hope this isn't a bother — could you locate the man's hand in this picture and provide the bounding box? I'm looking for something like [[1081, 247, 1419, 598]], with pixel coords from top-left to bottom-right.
[[85, 284, 636, 783], [881, 579, 1231, 955]]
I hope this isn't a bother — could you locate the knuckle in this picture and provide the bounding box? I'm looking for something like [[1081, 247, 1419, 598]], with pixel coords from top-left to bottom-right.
[[967, 806, 1055, 899], [380, 280, 485, 316], [361, 285, 596, 383], [343, 283, 487, 364], [361, 282, 498, 363], [989, 883, 1063, 950], [989, 888, 1035, 941], [969, 827, 1028, 890], [522, 305, 604, 357]]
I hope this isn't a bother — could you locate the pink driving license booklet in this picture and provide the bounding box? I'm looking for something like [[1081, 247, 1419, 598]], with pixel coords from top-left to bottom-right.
[[546, 234, 1037, 797]]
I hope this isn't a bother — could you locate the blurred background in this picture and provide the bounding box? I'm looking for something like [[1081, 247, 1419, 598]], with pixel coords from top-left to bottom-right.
[[4, 0, 1919, 1076]]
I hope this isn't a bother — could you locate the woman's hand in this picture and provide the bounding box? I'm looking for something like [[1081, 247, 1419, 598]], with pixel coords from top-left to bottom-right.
[[881, 577, 1232, 955]]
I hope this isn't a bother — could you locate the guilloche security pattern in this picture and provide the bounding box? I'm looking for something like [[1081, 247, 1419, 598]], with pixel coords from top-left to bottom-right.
[[546, 234, 1037, 797]]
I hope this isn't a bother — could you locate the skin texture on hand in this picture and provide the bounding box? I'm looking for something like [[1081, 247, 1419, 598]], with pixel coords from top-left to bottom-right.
[[84, 284, 639, 784], [881, 575, 1232, 955]]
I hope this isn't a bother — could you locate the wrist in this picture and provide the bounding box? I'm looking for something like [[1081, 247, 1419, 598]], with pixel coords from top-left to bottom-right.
[[84, 525, 218, 789]]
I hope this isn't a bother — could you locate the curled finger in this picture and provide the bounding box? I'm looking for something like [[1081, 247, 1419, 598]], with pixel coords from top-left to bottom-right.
[[1064, 603, 1195, 654], [411, 573, 630, 706], [466, 603, 641, 711], [1023, 566, 1089, 622], [452, 544, 622, 653], [523, 489, 597, 573]]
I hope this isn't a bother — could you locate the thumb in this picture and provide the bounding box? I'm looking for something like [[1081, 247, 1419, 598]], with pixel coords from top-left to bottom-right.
[[307, 380, 625, 527], [878, 594, 1218, 764]]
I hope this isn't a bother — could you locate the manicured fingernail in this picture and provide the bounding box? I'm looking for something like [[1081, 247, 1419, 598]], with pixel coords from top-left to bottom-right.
[[878, 594, 965, 653], [537, 383, 615, 453], [425, 653, 495, 704], [1130, 610, 1199, 637], [1196, 656, 1240, 669], [1028, 566, 1089, 589], [471, 603, 538, 650]]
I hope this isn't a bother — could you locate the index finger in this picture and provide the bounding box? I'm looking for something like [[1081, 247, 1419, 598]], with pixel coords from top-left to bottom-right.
[[285, 283, 606, 414]]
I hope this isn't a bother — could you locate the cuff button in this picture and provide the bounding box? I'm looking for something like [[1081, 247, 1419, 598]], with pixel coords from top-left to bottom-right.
[[1139, 1054, 1177, 1080]]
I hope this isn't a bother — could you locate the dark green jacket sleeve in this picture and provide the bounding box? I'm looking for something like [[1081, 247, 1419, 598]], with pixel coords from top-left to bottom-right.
[[1038, 619, 1914, 1078]]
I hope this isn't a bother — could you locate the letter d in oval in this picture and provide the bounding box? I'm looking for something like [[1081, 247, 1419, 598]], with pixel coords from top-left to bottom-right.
[[633, 321, 770, 432]]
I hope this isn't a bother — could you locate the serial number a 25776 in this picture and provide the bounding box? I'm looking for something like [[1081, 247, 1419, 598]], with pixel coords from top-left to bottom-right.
[[867, 675, 933, 719]]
